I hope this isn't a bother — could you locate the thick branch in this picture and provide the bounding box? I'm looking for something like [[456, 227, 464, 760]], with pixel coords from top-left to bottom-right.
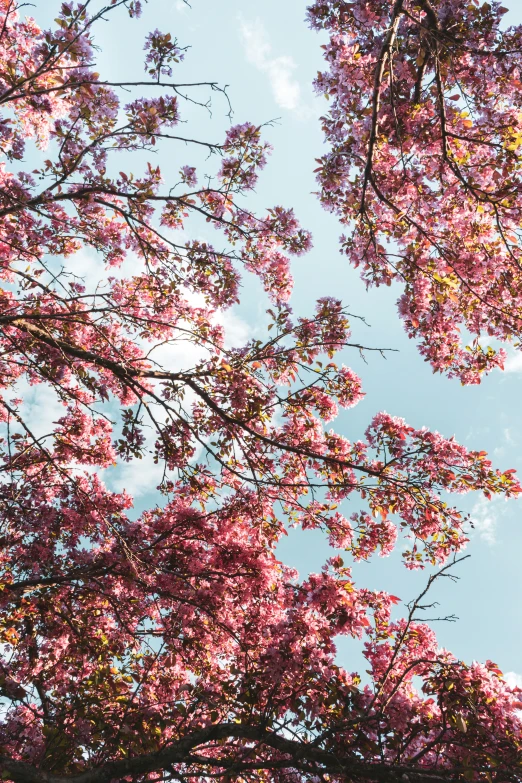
[[360, 0, 404, 213], [0, 722, 479, 783]]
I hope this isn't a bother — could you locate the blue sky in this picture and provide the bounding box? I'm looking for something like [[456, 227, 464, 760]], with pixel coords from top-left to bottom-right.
[[31, 1, 522, 684]]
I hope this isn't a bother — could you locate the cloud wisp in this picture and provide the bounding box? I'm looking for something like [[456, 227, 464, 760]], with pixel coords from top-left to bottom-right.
[[470, 495, 507, 546], [239, 18, 309, 117], [504, 350, 522, 373], [504, 671, 522, 689]]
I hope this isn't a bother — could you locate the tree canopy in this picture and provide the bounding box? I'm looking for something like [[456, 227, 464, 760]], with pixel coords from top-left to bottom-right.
[[0, 2, 521, 782]]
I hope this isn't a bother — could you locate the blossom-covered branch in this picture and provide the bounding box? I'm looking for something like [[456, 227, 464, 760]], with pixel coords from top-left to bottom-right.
[[310, 0, 522, 383]]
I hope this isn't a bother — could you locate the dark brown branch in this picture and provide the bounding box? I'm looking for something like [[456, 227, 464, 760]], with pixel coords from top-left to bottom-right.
[[0, 721, 484, 783], [360, 0, 404, 213]]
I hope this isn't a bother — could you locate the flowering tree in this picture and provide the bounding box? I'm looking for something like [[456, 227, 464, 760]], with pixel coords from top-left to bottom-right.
[[309, 0, 522, 383], [1, 1, 522, 782]]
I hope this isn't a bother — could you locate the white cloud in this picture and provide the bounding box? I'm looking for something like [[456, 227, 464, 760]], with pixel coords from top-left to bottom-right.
[[142, 307, 250, 383], [504, 671, 522, 689], [494, 427, 516, 457], [106, 450, 165, 498], [14, 379, 65, 442], [216, 308, 251, 349], [470, 495, 507, 546], [504, 351, 522, 373], [239, 18, 308, 116]]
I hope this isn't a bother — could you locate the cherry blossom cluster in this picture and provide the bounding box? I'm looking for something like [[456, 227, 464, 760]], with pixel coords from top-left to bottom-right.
[[309, 0, 522, 383]]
